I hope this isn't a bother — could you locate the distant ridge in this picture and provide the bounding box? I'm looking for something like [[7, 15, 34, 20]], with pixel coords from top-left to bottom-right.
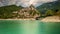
[[36, 1, 60, 13]]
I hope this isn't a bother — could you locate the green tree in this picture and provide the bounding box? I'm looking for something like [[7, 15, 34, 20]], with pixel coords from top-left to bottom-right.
[[0, 5, 23, 19], [45, 10, 54, 16]]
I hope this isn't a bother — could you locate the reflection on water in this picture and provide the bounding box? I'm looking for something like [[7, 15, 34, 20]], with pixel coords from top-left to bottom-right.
[[0, 20, 60, 34], [0, 20, 39, 34]]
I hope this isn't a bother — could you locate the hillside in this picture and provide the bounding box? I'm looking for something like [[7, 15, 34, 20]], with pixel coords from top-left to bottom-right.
[[36, 1, 60, 14], [0, 5, 40, 19], [0, 1, 60, 20], [0, 5, 23, 19]]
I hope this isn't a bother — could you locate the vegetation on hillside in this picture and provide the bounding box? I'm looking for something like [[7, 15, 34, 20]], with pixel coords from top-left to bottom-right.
[[0, 1, 60, 19], [36, 1, 60, 18], [0, 5, 23, 19], [0, 5, 40, 19]]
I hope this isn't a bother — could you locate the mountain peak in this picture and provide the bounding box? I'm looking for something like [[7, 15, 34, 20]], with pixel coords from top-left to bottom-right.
[[29, 4, 35, 8]]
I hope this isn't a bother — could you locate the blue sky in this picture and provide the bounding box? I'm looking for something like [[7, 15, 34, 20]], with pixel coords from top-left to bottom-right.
[[0, 0, 57, 7]]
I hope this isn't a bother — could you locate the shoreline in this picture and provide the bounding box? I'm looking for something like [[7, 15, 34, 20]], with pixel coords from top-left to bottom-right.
[[41, 16, 60, 22], [0, 18, 35, 20], [0, 16, 60, 22]]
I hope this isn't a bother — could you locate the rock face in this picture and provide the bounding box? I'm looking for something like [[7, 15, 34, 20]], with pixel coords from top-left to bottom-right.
[[11, 5, 40, 19], [41, 16, 60, 22]]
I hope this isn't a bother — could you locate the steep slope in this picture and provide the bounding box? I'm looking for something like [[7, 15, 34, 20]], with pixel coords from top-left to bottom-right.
[[36, 1, 60, 14], [11, 5, 40, 19], [0, 5, 23, 19], [0, 5, 40, 19]]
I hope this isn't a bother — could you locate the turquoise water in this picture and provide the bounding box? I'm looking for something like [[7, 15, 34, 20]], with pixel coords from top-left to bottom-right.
[[0, 20, 60, 34]]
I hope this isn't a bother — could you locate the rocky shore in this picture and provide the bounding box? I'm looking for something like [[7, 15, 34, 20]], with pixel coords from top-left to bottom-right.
[[41, 16, 60, 22]]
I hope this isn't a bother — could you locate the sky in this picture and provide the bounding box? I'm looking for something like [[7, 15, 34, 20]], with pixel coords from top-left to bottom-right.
[[0, 0, 57, 7]]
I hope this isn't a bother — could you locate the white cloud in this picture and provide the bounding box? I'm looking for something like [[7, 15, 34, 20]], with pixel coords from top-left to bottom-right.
[[0, 0, 57, 7], [30, 0, 57, 7], [0, 2, 4, 7]]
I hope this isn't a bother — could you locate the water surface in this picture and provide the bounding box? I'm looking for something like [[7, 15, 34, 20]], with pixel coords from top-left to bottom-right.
[[0, 20, 60, 34]]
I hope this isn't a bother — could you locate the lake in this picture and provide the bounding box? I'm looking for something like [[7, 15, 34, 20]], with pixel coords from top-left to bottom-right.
[[0, 20, 60, 34]]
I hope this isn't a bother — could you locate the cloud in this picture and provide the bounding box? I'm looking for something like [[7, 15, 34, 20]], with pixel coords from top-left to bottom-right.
[[0, 0, 17, 6], [0, 0, 57, 7], [31, 0, 57, 7], [16, 0, 31, 7], [16, 0, 57, 7]]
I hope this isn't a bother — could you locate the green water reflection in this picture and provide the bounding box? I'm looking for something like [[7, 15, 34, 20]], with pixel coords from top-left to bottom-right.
[[0, 20, 60, 34]]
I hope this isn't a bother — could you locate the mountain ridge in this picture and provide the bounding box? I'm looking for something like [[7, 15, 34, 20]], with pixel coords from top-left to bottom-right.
[[36, 1, 60, 11]]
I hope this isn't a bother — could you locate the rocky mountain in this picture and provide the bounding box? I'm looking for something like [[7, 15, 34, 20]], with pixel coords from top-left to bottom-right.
[[0, 5, 40, 19], [11, 5, 40, 19], [0, 1, 60, 19]]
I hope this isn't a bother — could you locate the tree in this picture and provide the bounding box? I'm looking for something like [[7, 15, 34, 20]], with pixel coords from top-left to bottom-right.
[[0, 5, 23, 19], [45, 10, 54, 16]]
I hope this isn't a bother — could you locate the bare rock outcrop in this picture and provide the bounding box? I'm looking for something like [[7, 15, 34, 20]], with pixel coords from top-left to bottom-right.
[[41, 16, 60, 22]]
